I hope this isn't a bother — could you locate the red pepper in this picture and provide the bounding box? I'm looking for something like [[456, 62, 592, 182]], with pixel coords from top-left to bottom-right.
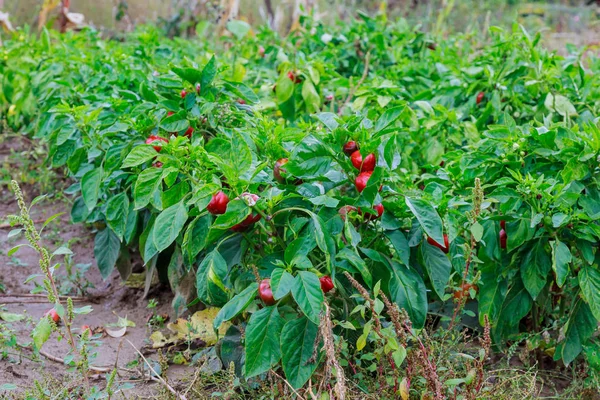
[[355, 171, 372, 193], [476, 91, 485, 105], [319, 276, 334, 293], [350, 151, 376, 172], [343, 141, 359, 156], [427, 234, 449, 254], [499, 229, 507, 249], [273, 158, 289, 183], [207, 191, 229, 215], [146, 135, 168, 152], [259, 279, 275, 305], [44, 308, 60, 323]]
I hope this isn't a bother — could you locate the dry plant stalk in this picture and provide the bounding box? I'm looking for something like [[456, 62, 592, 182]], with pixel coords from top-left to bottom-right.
[[9, 180, 89, 388], [320, 301, 347, 400]]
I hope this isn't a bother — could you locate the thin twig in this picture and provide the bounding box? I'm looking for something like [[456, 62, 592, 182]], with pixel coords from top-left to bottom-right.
[[271, 370, 307, 400], [0, 293, 87, 300], [126, 339, 188, 400], [338, 51, 371, 116]]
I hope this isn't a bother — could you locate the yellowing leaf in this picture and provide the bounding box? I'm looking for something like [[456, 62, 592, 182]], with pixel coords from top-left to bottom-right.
[[150, 308, 231, 348]]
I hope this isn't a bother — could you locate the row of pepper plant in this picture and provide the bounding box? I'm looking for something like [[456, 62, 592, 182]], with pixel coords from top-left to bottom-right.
[[2, 13, 600, 392]]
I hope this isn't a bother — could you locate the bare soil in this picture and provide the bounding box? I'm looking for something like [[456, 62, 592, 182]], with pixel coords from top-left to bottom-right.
[[0, 137, 189, 398]]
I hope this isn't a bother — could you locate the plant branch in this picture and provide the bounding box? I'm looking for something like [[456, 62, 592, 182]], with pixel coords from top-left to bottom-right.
[[338, 51, 371, 116]]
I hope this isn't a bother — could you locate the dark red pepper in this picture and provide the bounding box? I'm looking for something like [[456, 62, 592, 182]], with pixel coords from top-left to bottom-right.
[[320, 276, 334, 293], [499, 229, 507, 249], [343, 141, 359, 156]]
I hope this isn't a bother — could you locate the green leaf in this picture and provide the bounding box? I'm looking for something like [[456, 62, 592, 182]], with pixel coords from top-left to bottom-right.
[[520, 239, 550, 300], [385, 230, 410, 266], [71, 197, 90, 223], [212, 200, 250, 229], [81, 168, 102, 211], [551, 239, 571, 288], [579, 265, 600, 321], [388, 261, 427, 329], [556, 298, 596, 365], [507, 218, 535, 252], [106, 193, 129, 241], [315, 112, 339, 131], [214, 283, 258, 329], [134, 168, 163, 210], [122, 145, 157, 168], [494, 278, 532, 339], [200, 56, 217, 93], [336, 247, 372, 287], [291, 271, 324, 324], [478, 266, 507, 326], [94, 228, 121, 279], [223, 81, 259, 104], [0, 312, 25, 322], [276, 73, 294, 103], [544, 93, 578, 117], [471, 222, 484, 242], [301, 80, 320, 114], [405, 197, 444, 245], [227, 20, 251, 40], [271, 269, 295, 300], [281, 316, 320, 389], [32, 316, 52, 350], [374, 106, 404, 133], [420, 242, 451, 300], [182, 215, 211, 264], [153, 201, 188, 252], [160, 114, 189, 133], [196, 250, 228, 306], [244, 306, 285, 378], [172, 66, 203, 85]]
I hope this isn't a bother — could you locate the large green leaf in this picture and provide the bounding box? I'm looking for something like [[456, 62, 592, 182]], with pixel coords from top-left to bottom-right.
[[388, 261, 427, 329], [520, 239, 550, 300], [153, 201, 188, 252], [81, 168, 102, 211], [556, 298, 596, 365], [494, 277, 532, 339], [134, 168, 163, 210], [244, 306, 285, 378], [271, 268, 295, 300], [385, 230, 410, 267], [478, 265, 507, 326], [420, 241, 451, 300], [122, 145, 157, 168], [106, 193, 129, 241], [291, 271, 324, 324], [281, 316, 320, 389], [301, 80, 320, 114], [214, 283, 258, 330], [32, 317, 52, 350], [405, 197, 444, 245], [578, 265, 600, 321], [212, 200, 251, 229], [196, 250, 228, 306], [182, 215, 211, 264], [200, 56, 217, 93], [551, 239, 571, 288], [94, 228, 121, 279]]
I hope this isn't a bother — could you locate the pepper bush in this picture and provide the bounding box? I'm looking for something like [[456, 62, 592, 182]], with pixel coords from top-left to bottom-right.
[[2, 13, 600, 390]]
